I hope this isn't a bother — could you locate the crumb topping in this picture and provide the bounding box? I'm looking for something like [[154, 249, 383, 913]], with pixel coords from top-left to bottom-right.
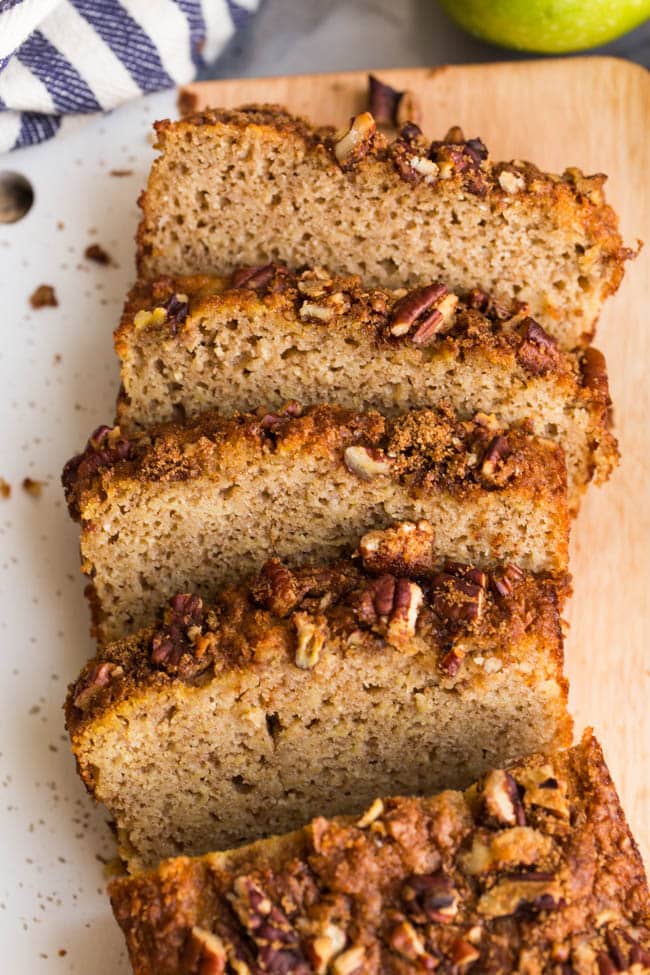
[[109, 735, 650, 975], [65, 522, 567, 732]]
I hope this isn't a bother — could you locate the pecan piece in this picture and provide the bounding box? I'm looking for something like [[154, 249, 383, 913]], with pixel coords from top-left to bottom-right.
[[387, 920, 434, 965], [402, 872, 458, 924], [498, 169, 526, 194], [480, 435, 512, 486], [250, 559, 302, 617], [430, 569, 486, 625], [343, 445, 392, 481], [231, 262, 292, 294], [517, 764, 570, 819], [331, 945, 365, 975], [150, 593, 205, 671], [386, 578, 423, 647], [481, 769, 526, 827], [388, 283, 449, 337], [333, 112, 377, 170], [163, 292, 190, 334], [368, 74, 422, 128], [491, 563, 525, 598], [516, 317, 560, 375], [476, 872, 562, 918], [293, 611, 328, 669], [72, 661, 123, 711], [304, 924, 347, 975], [356, 797, 384, 828], [182, 927, 227, 975]]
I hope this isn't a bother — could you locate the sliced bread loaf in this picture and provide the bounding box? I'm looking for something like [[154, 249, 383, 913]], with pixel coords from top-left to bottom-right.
[[66, 521, 571, 871], [136, 105, 632, 347], [115, 268, 617, 511], [61, 403, 569, 643], [109, 733, 650, 975]]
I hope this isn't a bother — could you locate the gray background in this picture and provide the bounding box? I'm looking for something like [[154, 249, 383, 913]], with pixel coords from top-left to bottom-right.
[[201, 0, 650, 80]]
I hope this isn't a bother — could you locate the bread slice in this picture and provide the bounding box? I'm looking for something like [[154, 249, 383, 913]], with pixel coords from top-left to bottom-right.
[[61, 403, 569, 644], [135, 105, 632, 347], [109, 733, 650, 975], [114, 268, 618, 511], [66, 520, 571, 871]]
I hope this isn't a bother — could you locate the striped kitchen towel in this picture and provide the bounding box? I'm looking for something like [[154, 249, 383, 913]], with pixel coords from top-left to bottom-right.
[[0, 0, 259, 152]]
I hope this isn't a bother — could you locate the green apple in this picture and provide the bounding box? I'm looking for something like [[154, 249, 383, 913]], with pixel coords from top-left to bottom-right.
[[437, 0, 650, 53]]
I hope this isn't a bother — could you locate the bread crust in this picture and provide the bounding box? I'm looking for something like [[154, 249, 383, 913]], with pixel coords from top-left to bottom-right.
[[65, 541, 569, 745], [62, 403, 568, 524], [108, 733, 650, 975], [135, 104, 633, 345]]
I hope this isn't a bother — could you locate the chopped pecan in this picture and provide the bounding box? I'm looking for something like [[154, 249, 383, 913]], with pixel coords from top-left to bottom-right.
[[356, 797, 384, 828], [229, 877, 310, 974], [388, 283, 449, 338], [481, 769, 526, 827], [333, 113, 377, 170], [293, 611, 328, 669], [72, 661, 124, 711], [150, 593, 205, 671], [402, 872, 458, 924], [490, 563, 525, 598], [231, 262, 292, 294], [374, 574, 396, 615], [299, 301, 335, 323], [331, 945, 365, 975], [498, 169, 526, 194], [429, 132, 489, 194], [343, 445, 392, 480], [480, 435, 512, 486], [412, 292, 458, 346], [250, 560, 303, 617], [368, 74, 422, 128], [465, 287, 515, 322], [476, 872, 562, 918], [516, 764, 570, 819], [564, 167, 607, 205], [258, 401, 303, 440], [182, 927, 227, 975], [359, 520, 436, 577], [462, 827, 551, 875], [304, 924, 347, 975], [163, 292, 190, 334], [296, 267, 333, 298], [387, 920, 433, 965], [386, 578, 423, 647], [439, 647, 464, 677], [430, 567, 487, 625], [516, 318, 560, 375], [450, 939, 481, 969]]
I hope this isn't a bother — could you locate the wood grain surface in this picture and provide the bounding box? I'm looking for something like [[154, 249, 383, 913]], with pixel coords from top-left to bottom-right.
[[183, 58, 650, 863]]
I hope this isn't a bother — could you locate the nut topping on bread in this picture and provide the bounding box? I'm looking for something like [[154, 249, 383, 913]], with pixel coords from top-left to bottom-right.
[[110, 737, 647, 975]]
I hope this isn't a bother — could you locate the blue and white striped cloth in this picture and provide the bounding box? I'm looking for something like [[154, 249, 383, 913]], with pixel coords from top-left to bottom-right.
[[0, 0, 259, 152]]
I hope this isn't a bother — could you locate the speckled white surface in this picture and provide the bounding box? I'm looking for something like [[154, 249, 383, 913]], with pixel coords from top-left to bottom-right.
[[0, 88, 177, 975]]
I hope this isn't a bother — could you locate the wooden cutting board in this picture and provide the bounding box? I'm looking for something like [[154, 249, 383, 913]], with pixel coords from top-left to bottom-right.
[[185, 57, 650, 862]]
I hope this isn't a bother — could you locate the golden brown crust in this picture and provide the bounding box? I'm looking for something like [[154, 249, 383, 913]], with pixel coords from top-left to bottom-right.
[[114, 270, 577, 384], [61, 403, 567, 523], [109, 733, 650, 975], [64, 529, 569, 742], [137, 104, 632, 323]]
